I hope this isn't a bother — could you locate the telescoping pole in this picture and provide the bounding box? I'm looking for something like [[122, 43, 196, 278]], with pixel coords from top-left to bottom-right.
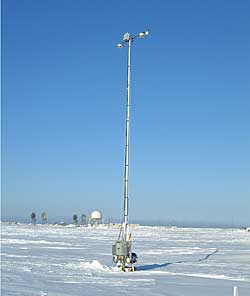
[[233, 286, 238, 296], [112, 30, 149, 271], [123, 38, 131, 242]]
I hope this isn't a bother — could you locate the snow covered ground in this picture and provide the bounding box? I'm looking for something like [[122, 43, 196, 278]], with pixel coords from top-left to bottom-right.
[[1, 223, 250, 296]]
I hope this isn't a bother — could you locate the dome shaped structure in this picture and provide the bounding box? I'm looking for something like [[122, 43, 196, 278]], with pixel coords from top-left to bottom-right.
[[90, 210, 102, 226], [91, 210, 102, 220]]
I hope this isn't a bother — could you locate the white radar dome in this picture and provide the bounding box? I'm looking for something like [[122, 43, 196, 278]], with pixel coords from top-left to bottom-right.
[[91, 210, 102, 220]]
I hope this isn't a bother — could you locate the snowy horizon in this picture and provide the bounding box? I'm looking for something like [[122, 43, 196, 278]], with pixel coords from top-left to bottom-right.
[[1, 216, 248, 229]]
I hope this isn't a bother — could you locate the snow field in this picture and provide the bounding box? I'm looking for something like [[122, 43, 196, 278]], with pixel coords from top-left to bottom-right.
[[1, 223, 250, 295]]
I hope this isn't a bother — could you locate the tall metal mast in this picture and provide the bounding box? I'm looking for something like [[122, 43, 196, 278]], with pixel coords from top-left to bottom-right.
[[123, 38, 131, 242], [112, 30, 149, 271]]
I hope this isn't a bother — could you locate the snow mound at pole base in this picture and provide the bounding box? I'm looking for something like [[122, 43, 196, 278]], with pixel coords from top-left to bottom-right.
[[79, 260, 110, 272], [66, 260, 112, 273]]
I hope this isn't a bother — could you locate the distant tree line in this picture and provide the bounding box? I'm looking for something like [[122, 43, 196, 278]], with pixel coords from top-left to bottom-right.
[[71, 213, 89, 225], [30, 212, 88, 225]]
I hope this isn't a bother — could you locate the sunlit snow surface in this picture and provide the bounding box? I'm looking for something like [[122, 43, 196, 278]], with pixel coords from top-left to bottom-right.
[[1, 223, 250, 296]]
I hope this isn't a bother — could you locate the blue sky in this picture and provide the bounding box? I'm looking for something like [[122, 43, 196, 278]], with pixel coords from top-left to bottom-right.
[[2, 0, 250, 225]]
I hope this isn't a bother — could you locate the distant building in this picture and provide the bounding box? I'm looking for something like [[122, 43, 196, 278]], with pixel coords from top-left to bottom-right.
[[90, 210, 102, 226]]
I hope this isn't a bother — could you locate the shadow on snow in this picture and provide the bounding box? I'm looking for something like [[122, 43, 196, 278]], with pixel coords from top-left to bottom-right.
[[136, 249, 218, 271], [136, 263, 171, 271]]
